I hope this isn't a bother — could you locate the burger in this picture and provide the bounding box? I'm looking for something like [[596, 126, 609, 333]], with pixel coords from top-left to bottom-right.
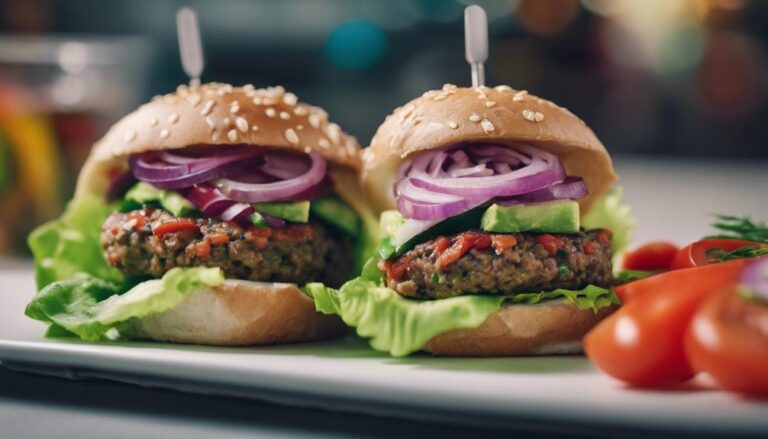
[[26, 83, 377, 346], [308, 84, 633, 356]]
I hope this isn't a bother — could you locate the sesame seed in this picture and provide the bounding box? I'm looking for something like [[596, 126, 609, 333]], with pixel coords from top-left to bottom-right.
[[283, 92, 298, 106], [318, 138, 330, 148], [325, 123, 341, 143], [428, 122, 443, 129], [522, 109, 535, 121], [253, 97, 263, 105], [235, 117, 248, 133], [447, 121, 458, 129], [187, 94, 201, 106], [266, 108, 276, 118], [201, 100, 215, 116], [205, 117, 215, 129], [243, 84, 255, 92], [534, 111, 545, 122], [477, 93, 487, 100], [280, 111, 290, 120], [481, 119, 494, 133], [304, 146, 312, 154], [227, 129, 238, 141], [308, 114, 321, 129], [513, 90, 527, 102], [485, 101, 496, 108], [167, 113, 179, 124], [124, 131, 136, 142], [297, 124, 304, 130], [469, 114, 481, 122], [410, 116, 423, 125], [229, 102, 240, 114], [160, 129, 170, 139], [400, 104, 415, 122], [251, 125, 259, 131], [223, 117, 231, 125], [285, 128, 299, 144], [433, 93, 449, 101], [212, 131, 220, 141], [494, 85, 512, 92], [294, 106, 308, 116], [150, 118, 158, 127], [442, 83, 457, 91]]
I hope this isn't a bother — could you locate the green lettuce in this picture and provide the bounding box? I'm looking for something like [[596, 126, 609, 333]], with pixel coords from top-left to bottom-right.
[[28, 194, 123, 289], [25, 267, 224, 341], [582, 187, 635, 259], [307, 264, 619, 357]]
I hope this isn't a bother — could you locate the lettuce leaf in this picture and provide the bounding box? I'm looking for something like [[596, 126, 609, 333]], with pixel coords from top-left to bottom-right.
[[307, 271, 619, 357], [25, 267, 224, 341], [582, 187, 635, 261], [28, 194, 124, 289]]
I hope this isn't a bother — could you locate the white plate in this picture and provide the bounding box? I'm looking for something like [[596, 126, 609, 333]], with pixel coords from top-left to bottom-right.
[[1, 267, 766, 435]]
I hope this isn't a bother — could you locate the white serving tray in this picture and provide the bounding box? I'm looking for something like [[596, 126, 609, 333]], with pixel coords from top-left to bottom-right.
[[1, 267, 766, 435]]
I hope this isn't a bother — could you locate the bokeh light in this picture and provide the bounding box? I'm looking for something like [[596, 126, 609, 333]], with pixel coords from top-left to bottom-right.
[[325, 20, 387, 71]]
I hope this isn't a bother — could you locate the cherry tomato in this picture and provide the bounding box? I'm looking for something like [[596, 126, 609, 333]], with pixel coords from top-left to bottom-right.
[[585, 260, 749, 387], [623, 241, 679, 271], [685, 286, 768, 397], [670, 239, 761, 270], [153, 219, 199, 237]]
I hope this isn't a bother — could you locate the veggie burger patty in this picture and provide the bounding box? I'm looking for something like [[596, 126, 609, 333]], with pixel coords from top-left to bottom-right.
[[380, 229, 613, 300], [102, 209, 352, 287]]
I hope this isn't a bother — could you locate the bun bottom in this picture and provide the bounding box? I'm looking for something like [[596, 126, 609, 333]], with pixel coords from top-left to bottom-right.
[[131, 280, 347, 346], [423, 300, 617, 357]]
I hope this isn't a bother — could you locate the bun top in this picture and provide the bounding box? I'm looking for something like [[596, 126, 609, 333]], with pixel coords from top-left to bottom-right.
[[89, 82, 360, 168], [363, 84, 617, 214]]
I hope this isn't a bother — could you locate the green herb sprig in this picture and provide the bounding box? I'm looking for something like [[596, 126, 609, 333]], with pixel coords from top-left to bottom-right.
[[709, 215, 768, 244], [717, 246, 768, 262]]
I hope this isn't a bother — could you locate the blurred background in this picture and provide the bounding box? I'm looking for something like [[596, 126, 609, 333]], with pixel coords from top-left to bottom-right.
[[0, 0, 766, 255]]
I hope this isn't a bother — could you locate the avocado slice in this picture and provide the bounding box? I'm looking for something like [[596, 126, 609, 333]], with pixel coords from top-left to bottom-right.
[[123, 182, 195, 217], [481, 200, 580, 234], [310, 197, 360, 236], [253, 201, 309, 223]]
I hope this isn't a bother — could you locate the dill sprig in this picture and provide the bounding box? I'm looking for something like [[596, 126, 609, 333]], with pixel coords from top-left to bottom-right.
[[708, 215, 768, 244]]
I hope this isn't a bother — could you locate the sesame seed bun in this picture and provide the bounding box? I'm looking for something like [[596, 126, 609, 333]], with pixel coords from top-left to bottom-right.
[[130, 280, 347, 346], [423, 301, 617, 357], [363, 84, 617, 214]]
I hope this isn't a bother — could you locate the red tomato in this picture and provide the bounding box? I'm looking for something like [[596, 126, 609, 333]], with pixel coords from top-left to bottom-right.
[[153, 219, 199, 237], [585, 260, 749, 387], [623, 241, 679, 271], [685, 286, 768, 397], [670, 239, 761, 270]]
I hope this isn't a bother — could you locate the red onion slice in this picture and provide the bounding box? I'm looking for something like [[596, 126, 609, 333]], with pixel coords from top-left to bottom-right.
[[186, 185, 234, 217], [130, 150, 264, 189], [742, 257, 768, 301], [393, 144, 578, 222], [497, 177, 588, 206], [219, 203, 255, 223], [215, 150, 327, 203]]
